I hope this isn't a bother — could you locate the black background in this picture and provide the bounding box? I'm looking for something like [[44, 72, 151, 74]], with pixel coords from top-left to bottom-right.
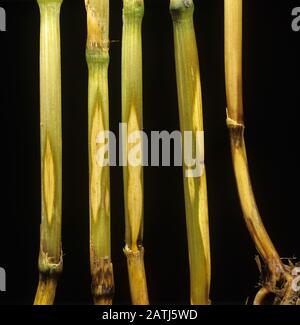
[[0, 0, 299, 305]]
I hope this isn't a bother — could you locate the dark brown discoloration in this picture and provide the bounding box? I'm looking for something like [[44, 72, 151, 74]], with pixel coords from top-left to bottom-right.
[[35, 249, 63, 305], [91, 256, 114, 303], [254, 258, 300, 305], [227, 123, 245, 148], [246, 219, 283, 282]]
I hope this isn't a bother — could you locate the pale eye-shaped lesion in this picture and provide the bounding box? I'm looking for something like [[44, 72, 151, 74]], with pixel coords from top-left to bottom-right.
[[43, 136, 55, 225]]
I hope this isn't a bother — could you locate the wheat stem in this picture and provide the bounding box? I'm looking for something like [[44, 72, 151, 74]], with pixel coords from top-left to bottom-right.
[[225, 0, 299, 305], [34, 0, 63, 305], [122, 0, 149, 305], [85, 0, 114, 305], [170, 0, 210, 305]]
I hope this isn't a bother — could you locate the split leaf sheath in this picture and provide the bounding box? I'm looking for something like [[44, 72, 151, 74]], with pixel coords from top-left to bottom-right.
[[170, 0, 210, 305], [34, 0, 63, 305], [122, 0, 149, 305], [85, 0, 114, 305]]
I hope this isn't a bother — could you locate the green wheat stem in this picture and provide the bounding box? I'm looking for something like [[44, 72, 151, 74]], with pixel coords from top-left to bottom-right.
[[170, 0, 210, 305], [85, 0, 114, 305], [122, 0, 149, 305], [34, 0, 63, 305]]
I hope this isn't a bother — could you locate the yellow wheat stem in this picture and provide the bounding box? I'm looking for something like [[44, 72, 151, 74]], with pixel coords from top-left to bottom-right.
[[225, 0, 299, 305]]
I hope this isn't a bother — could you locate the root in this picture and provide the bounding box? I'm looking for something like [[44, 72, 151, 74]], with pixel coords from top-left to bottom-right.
[[254, 258, 300, 305]]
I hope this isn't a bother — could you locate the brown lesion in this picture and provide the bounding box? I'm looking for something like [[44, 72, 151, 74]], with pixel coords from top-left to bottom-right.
[[90, 248, 114, 305], [226, 113, 245, 148], [35, 247, 63, 304], [254, 258, 300, 305]]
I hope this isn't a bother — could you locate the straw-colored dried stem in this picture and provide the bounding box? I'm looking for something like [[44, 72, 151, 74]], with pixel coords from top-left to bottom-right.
[[225, 0, 299, 305]]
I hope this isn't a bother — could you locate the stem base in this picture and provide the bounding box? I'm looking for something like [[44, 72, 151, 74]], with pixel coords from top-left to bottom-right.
[[124, 245, 149, 305]]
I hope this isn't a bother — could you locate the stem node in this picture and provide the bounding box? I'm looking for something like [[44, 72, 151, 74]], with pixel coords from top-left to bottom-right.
[[124, 245, 149, 305]]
